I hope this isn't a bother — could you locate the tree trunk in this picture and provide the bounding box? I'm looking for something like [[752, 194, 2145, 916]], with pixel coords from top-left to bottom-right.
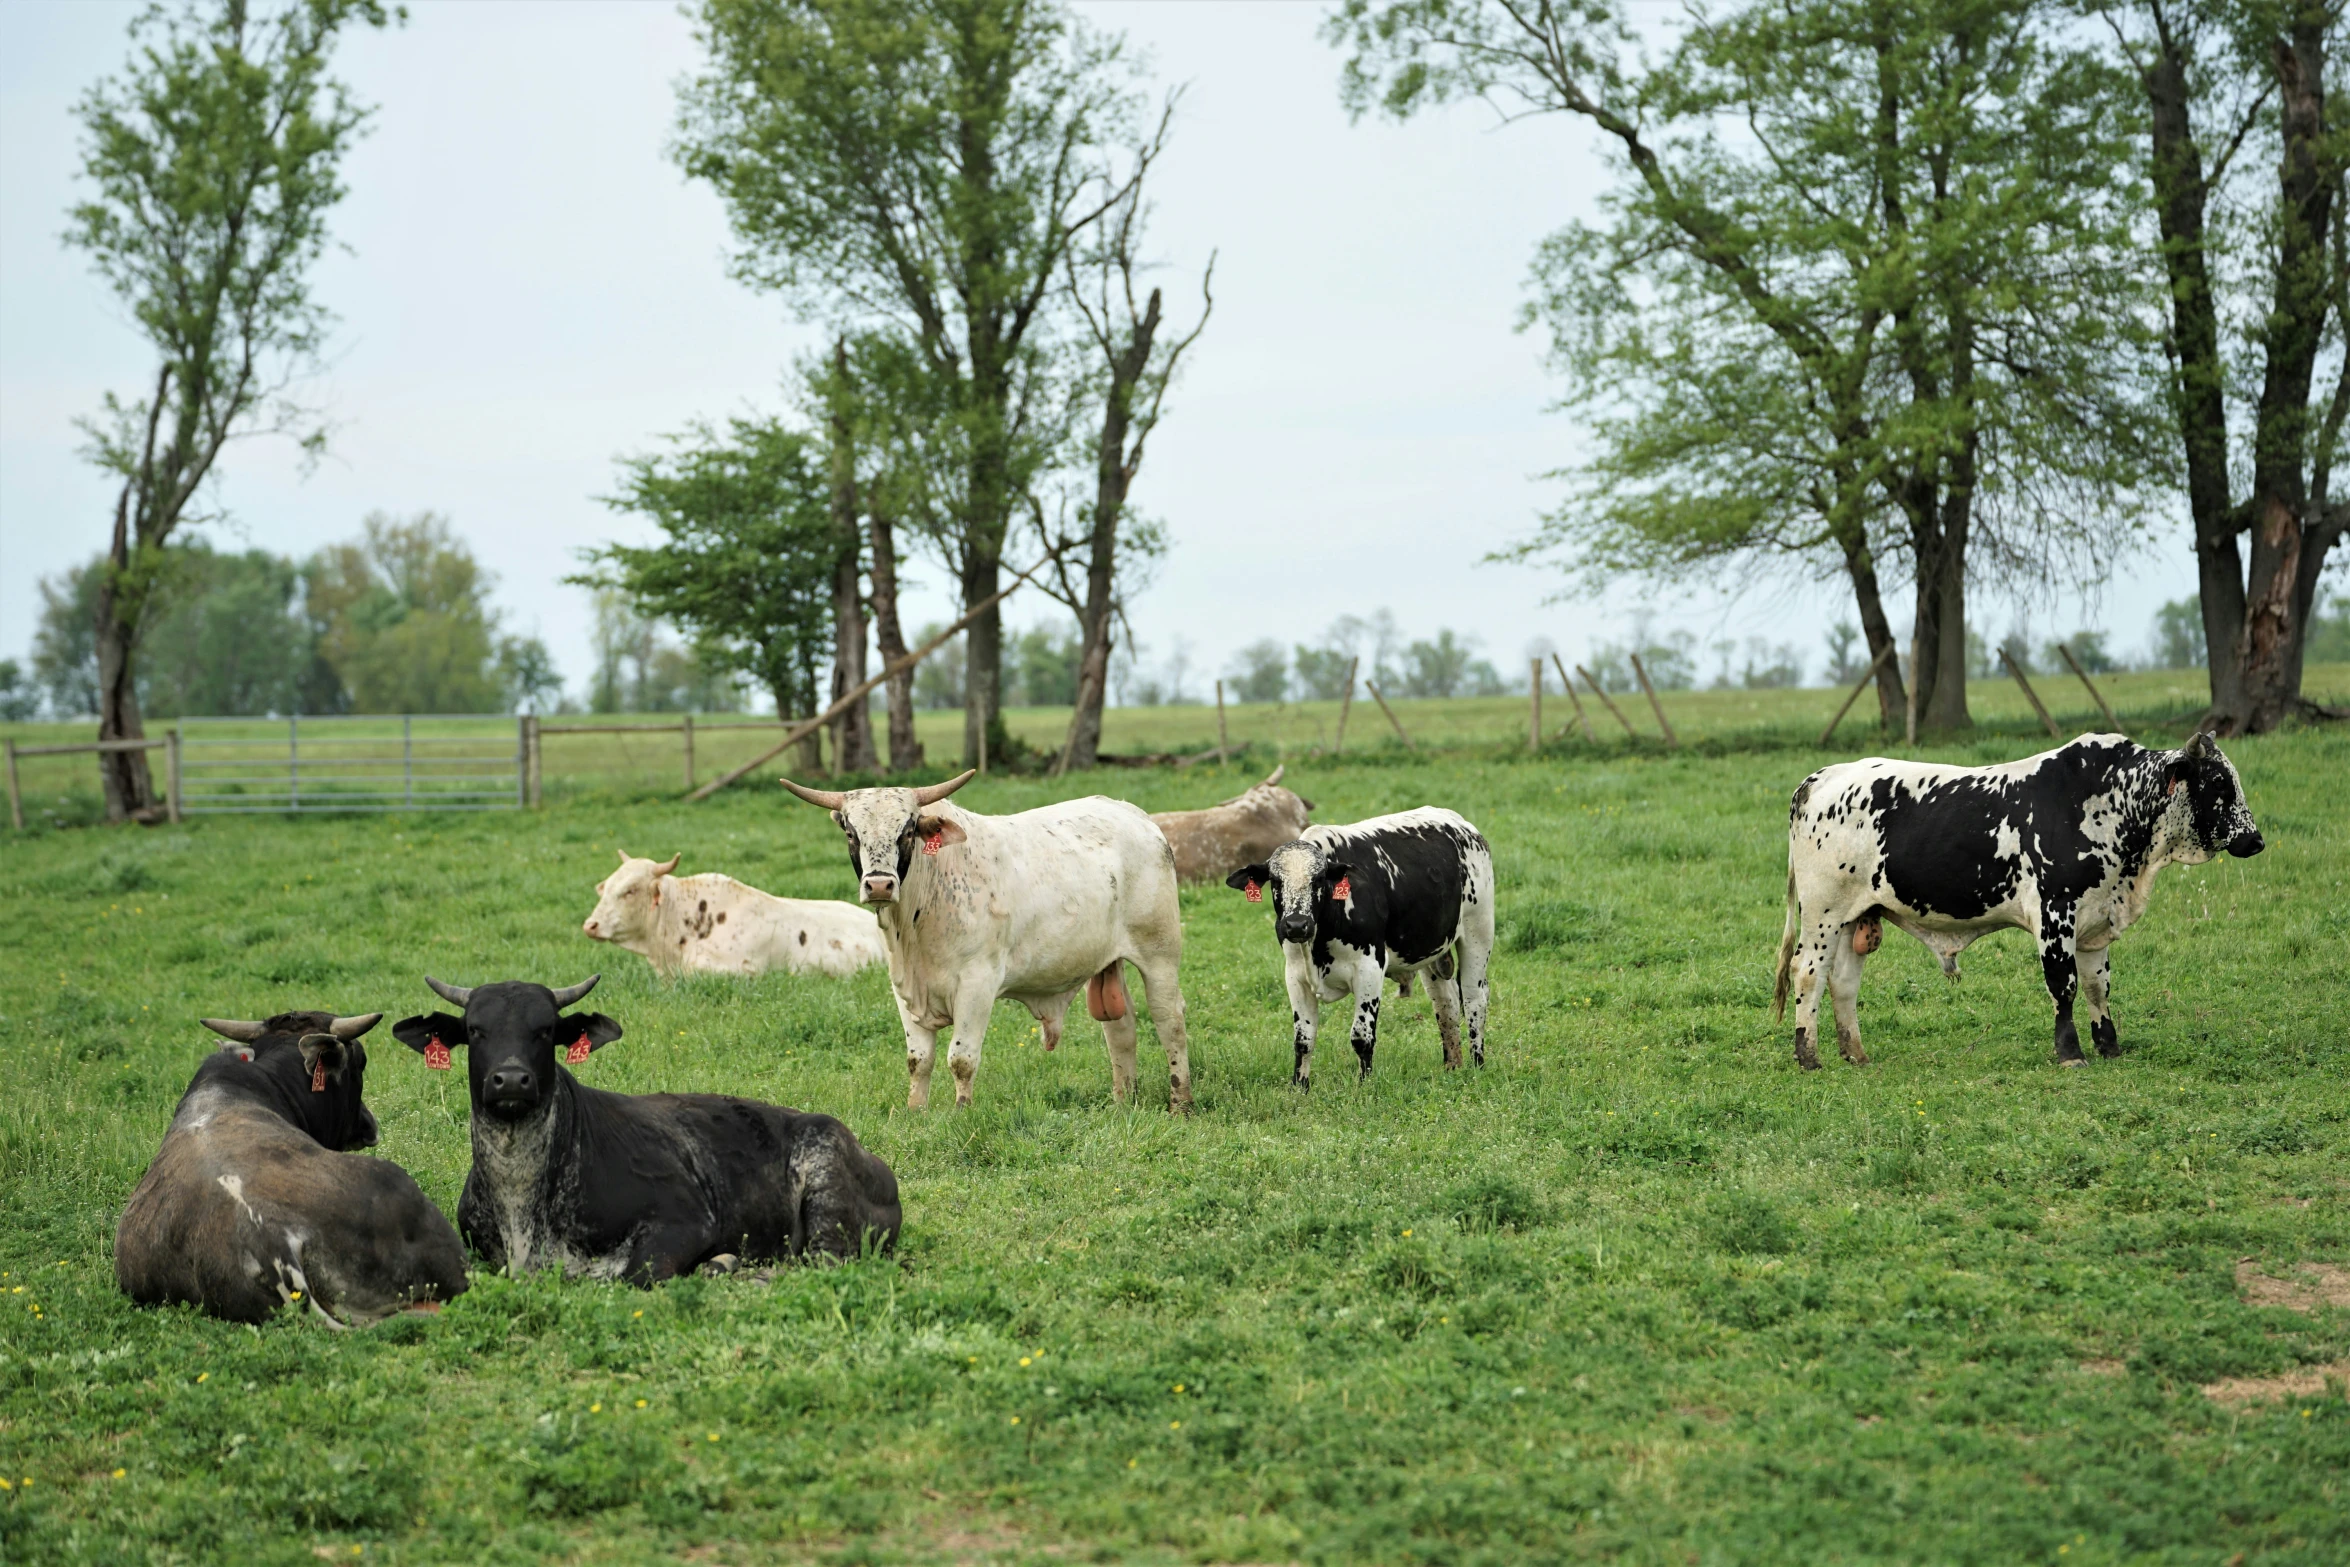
[[961, 544, 1003, 768], [2144, 20, 2252, 726], [1061, 288, 1163, 774], [94, 493, 155, 822], [868, 509, 922, 770], [826, 364, 878, 774], [1835, 523, 1906, 730], [2240, 21, 2338, 731]]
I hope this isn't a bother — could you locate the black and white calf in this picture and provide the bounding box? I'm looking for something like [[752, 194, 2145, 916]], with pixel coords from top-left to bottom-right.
[[393, 974, 901, 1282], [1772, 732, 2264, 1069], [1227, 807, 1495, 1086]]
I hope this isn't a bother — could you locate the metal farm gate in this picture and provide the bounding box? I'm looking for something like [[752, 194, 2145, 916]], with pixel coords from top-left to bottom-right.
[[175, 714, 526, 815]]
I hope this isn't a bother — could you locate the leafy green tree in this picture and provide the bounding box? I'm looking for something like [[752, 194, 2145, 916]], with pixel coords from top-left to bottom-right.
[[2052, 630, 2118, 675], [1228, 639, 1290, 704], [1399, 629, 1479, 699], [2308, 590, 2350, 662], [32, 563, 106, 718], [1333, 0, 2164, 734], [136, 543, 311, 716], [677, 0, 1143, 767], [910, 625, 968, 712], [1290, 645, 1356, 702], [2110, 3, 2349, 730], [306, 514, 509, 713], [584, 417, 837, 762], [1823, 622, 1864, 685], [0, 662, 40, 723], [2150, 596, 2208, 670], [1006, 623, 1083, 707], [66, 0, 393, 818]]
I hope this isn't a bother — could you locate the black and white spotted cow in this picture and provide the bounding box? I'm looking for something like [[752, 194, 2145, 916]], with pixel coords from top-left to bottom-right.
[[1771, 732, 2264, 1069], [1227, 807, 1495, 1086]]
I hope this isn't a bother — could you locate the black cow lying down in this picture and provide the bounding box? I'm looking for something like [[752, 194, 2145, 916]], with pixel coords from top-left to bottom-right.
[[1772, 732, 2264, 1069], [393, 974, 901, 1283], [116, 1010, 468, 1326]]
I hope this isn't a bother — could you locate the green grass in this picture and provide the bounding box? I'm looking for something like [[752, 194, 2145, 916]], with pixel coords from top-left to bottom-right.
[[1, 727, 2346, 1564]]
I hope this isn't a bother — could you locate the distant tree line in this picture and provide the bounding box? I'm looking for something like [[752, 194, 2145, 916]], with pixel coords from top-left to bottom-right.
[[21, 514, 561, 720]]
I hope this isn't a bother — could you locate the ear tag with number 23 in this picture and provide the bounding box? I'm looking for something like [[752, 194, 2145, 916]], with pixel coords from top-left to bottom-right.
[[1244, 880, 1262, 903], [1332, 876, 1352, 901]]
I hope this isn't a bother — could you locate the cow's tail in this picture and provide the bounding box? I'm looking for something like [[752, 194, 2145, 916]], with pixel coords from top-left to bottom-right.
[[1770, 862, 1799, 1022]]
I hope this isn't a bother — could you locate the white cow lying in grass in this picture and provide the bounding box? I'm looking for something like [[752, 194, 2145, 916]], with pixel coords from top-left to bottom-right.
[[581, 850, 884, 980]]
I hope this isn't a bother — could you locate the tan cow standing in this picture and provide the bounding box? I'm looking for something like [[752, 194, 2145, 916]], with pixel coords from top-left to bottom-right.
[[1151, 765, 1315, 884], [582, 851, 885, 980]]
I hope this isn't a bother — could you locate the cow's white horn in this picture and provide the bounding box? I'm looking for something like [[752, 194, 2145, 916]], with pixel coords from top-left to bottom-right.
[[615, 848, 631, 866], [548, 974, 600, 1008], [1260, 764, 1284, 788], [651, 853, 680, 876], [327, 1012, 382, 1041], [200, 1017, 268, 1043], [424, 976, 474, 1007], [778, 777, 849, 809], [912, 769, 978, 807]]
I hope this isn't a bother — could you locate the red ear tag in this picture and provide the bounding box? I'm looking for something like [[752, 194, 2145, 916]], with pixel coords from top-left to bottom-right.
[[311, 1062, 327, 1093], [235, 1047, 254, 1063], [1332, 876, 1352, 900], [567, 1034, 592, 1065], [424, 1038, 452, 1071], [1244, 880, 1262, 903], [922, 831, 943, 856], [2167, 777, 2180, 796]]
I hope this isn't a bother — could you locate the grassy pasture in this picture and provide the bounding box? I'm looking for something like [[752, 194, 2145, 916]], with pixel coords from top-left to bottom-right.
[[0, 723, 2345, 1564]]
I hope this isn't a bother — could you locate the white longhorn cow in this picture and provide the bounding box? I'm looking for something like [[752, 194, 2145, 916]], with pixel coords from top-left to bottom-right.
[[581, 851, 884, 980], [780, 769, 1193, 1111]]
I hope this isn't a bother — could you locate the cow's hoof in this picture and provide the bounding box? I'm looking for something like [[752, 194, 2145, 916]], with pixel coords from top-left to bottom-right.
[[1792, 1029, 1821, 1071], [700, 1253, 740, 1278], [2057, 1057, 2087, 1069], [2092, 1019, 2120, 1058]]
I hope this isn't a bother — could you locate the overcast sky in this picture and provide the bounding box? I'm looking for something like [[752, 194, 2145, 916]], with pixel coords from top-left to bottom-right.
[[1, 0, 2197, 708]]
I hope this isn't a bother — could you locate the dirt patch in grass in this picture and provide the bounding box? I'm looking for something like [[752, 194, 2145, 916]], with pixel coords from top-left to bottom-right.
[[2235, 1259, 2350, 1312], [2199, 1361, 2350, 1406]]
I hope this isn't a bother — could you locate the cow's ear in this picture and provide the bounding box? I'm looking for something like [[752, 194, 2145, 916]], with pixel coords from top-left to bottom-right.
[[2183, 730, 2221, 762], [391, 1012, 466, 1053], [297, 1032, 350, 1086], [1226, 863, 1272, 893], [1321, 858, 1357, 884], [914, 814, 967, 848], [562, 1012, 624, 1054]]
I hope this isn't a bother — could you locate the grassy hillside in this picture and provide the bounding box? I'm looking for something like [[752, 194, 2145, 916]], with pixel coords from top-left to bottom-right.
[[0, 728, 2344, 1563]]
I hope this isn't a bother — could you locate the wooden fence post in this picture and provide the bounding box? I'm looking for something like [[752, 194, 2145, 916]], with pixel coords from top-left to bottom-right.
[[1575, 665, 1641, 739], [1529, 659, 1543, 753], [1364, 682, 1417, 750], [1817, 644, 1897, 747], [525, 715, 543, 808], [1999, 647, 2062, 738], [2054, 643, 2122, 732], [1628, 654, 1680, 747], [1215, 679, 1229, 765], [166, 727, 182, 824], [4, 739, 20, 832], [1333, 657, 1358, 755], [1552, 654, 1593, 741], [681, 712, 695, 792]]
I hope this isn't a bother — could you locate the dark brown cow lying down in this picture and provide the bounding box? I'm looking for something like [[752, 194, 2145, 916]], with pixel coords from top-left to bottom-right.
[[1151, 765, 1315, 884], [115, 1011, 467, 1327]]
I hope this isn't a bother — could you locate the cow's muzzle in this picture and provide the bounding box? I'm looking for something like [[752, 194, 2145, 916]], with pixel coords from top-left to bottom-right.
[[2227, 829, 2265, 858], [582, 918, 605, 939], [860, 875, 899, 904], [355, 1105, 380, 1150], [483, 1067, 538, 1117], [1275, 917, 1315, 945]]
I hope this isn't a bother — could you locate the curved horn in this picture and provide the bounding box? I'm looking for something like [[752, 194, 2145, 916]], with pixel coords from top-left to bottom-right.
[[201, 1018, 267, 1043], [650, 853, 680, 877], [424, 976, 473, 1007], [615, 847, 631, 866], [778, 777, 849, 810], [328, 1012, 382, 1041], [912, 768, 978, 807], [1259, 764, 1285, 788], [548, 974, 600, 1009]]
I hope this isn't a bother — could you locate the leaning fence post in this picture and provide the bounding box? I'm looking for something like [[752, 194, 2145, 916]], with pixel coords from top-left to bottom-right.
[[1215, 679, 1230, 765], [166, 727, 182, 824], [681, 711, 695, 792], [1628, 654, 1680, 747], [2054, 643, 2122, 733], [1817, 644, 1897, 747], [1333, 657, 1358, 755], [1575, 665, 1641, 739], [526, 714, 542, 807], [1552, 654, 1593, 741], [1365, 681, 1417, 750], [289, 713, 301, 812], [4, 739, 20, 832], [1999, 647, 2062, 738]]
